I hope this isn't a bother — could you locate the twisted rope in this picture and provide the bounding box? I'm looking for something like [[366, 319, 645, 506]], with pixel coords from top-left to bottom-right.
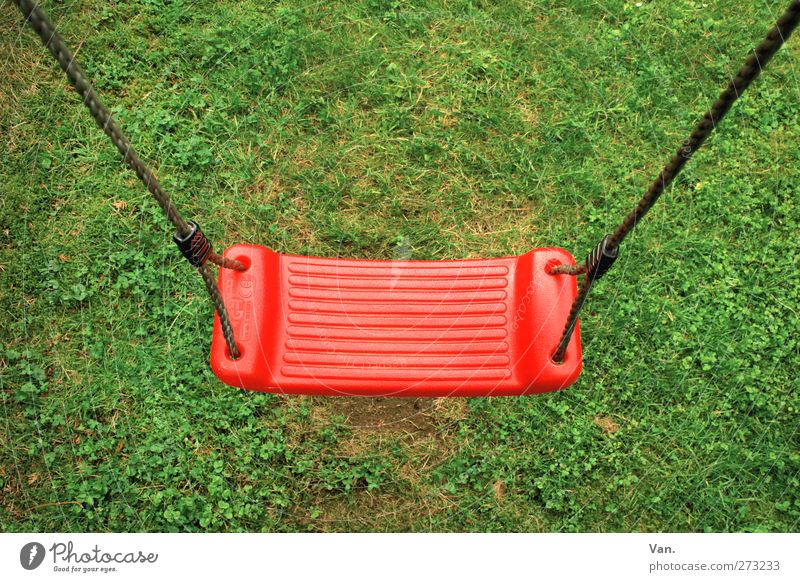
[[14, 0, 243, 358], [607, 0, 800, 251], [552, 0, 800, 363]]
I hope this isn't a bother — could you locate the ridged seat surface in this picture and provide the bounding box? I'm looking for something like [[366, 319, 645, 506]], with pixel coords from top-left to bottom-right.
[[210, 244, 581, 396]]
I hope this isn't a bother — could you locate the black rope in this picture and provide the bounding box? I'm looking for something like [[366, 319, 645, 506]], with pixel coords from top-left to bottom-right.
[[552, 0, 800, 363], [14, 0, 243, 358], [607, 0, 800, 251]]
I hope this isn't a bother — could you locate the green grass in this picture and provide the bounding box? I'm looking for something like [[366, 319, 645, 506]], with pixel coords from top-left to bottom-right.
[[1, 0, 798, 532]]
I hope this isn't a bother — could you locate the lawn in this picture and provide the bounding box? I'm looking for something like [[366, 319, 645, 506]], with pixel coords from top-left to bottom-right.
[[1, 0, 798, 532]]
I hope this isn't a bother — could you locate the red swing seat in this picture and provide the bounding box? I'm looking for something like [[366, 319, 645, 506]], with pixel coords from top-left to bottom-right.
[[210, 244, 582, 397]]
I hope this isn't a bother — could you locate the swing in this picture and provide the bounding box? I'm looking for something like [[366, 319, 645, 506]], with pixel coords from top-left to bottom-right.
[[209, 245, 581, 396], [13, 0, 800, 396]]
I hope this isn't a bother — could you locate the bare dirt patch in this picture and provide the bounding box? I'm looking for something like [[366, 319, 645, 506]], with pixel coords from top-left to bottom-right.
[[593, 415, 620, 435], [329, 397, 437, 435], [293, 396, 469, 530]]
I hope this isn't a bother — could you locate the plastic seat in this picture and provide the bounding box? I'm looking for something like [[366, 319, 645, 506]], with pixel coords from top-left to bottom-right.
[[210, 244, 582, 396]]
